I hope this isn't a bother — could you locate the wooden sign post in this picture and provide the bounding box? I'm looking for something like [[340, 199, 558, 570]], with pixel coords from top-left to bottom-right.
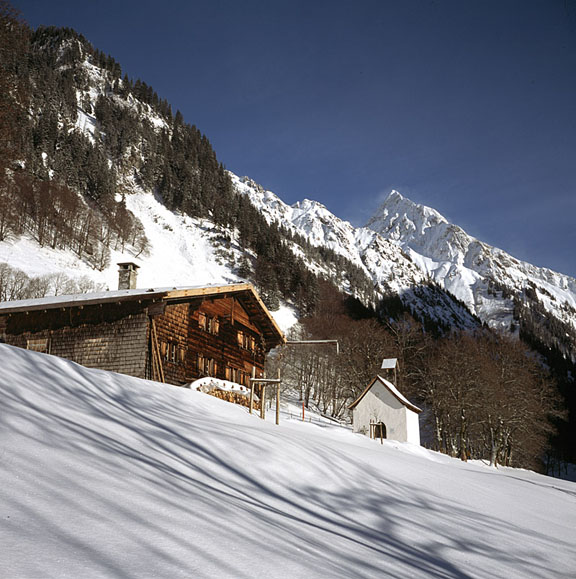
[[249, 372, 282, 424]]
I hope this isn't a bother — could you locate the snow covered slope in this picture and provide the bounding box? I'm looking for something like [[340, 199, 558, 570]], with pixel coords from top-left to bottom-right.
[[1, 344, 575, 578], [0, 191, 240, 289], [367, 191, 576, 338]]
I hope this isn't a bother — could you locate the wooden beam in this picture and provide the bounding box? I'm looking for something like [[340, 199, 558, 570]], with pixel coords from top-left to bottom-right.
[[285, 340, 339, 354], [260, 384, 266, 420], [150, 318, 165, 383]]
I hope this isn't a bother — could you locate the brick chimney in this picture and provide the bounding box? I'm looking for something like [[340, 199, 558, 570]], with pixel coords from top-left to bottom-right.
[[117, 262, 140, 290]]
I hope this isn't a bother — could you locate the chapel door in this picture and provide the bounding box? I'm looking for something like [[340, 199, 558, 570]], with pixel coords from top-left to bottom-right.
[[373, 422, 387, 439]]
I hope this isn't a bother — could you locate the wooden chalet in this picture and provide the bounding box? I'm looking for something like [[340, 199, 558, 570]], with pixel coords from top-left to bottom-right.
[[0, 281, 285, 387]]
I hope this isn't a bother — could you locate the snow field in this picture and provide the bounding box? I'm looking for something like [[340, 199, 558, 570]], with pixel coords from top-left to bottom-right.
[[1, 343, 575, 578]]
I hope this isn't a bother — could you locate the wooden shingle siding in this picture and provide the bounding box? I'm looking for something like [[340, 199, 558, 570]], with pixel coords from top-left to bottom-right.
[[153, 303, 189, 385], [54, 315, 148, 377], [3, 302, 150, 379]]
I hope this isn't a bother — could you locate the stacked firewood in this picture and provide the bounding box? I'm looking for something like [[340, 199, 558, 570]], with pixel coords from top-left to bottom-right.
[[207, 388, 260, 410]]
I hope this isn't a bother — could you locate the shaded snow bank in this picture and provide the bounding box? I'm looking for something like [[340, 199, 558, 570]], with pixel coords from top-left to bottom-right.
[[1, 344, 575, 578]]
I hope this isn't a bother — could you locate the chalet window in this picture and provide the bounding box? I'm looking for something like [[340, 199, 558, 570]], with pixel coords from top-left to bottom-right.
[[198, 353, 216, 376], [26, 338, 49, 353], [237, 330, 255, 351], [199, 312, 219, 335], [207, 316, 220, 335], [163, 342, 182, 364]]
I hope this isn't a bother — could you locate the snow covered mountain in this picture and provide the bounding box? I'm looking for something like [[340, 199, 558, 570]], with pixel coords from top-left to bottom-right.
[[230, 176, 576, 360], [232, 175, 479, 330], [2, 24, 575, 361], [368, 191, 576, 355]]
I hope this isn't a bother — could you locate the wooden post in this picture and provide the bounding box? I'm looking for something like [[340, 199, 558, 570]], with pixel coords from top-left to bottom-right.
[[250, 373, 281, 422], [302, 401, 305, 422], [380, 422, 384, 445], [275, 369, 281, 425], [249, 367, 255, 414], [260, 384, 266, 420]]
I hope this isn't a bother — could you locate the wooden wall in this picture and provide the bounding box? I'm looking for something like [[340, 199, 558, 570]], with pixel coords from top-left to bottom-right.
[[154, 296, 267, 386], [2, 304, 149, 378], [1, 293, 273, 388], [152, 302, 189, 385]]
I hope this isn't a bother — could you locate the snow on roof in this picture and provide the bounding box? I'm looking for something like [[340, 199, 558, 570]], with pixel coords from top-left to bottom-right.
[[0, 286, 170, 312], [377, 376, 422, 413], [0, 283, 248, 314], [349, 375, 422, 413], [0, 282, 286, 347], [381, 358, 398, 369]]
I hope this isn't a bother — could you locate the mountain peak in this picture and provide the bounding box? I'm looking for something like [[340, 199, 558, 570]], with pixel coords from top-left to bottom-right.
[[367, 190, 449, 247], [387, 189, 405, 202]]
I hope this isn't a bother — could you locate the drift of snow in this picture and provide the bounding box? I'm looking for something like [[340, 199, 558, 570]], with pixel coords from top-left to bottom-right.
[[1, 344, 575, 578]]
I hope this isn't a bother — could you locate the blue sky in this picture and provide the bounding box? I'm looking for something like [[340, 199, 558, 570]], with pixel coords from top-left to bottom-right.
[[13, 0, 576, 277]]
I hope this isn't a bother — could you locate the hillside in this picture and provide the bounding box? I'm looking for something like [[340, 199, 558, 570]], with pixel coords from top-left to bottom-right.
[[1, 343, 575, 578], [0, 13, 574, 465], [2, 19, 575, 354]]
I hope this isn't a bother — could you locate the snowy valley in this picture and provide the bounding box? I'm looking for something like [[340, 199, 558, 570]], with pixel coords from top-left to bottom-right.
[[1, 25, 575, 360], [2, 9, 576, 579]]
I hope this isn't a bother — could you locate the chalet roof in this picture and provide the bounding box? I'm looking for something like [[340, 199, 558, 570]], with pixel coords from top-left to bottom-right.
[[0, 283, 285, 349], [348, 375, 422, 414]]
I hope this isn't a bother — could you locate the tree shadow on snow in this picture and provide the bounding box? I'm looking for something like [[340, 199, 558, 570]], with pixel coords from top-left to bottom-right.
[[1, 345, 574, 578]]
